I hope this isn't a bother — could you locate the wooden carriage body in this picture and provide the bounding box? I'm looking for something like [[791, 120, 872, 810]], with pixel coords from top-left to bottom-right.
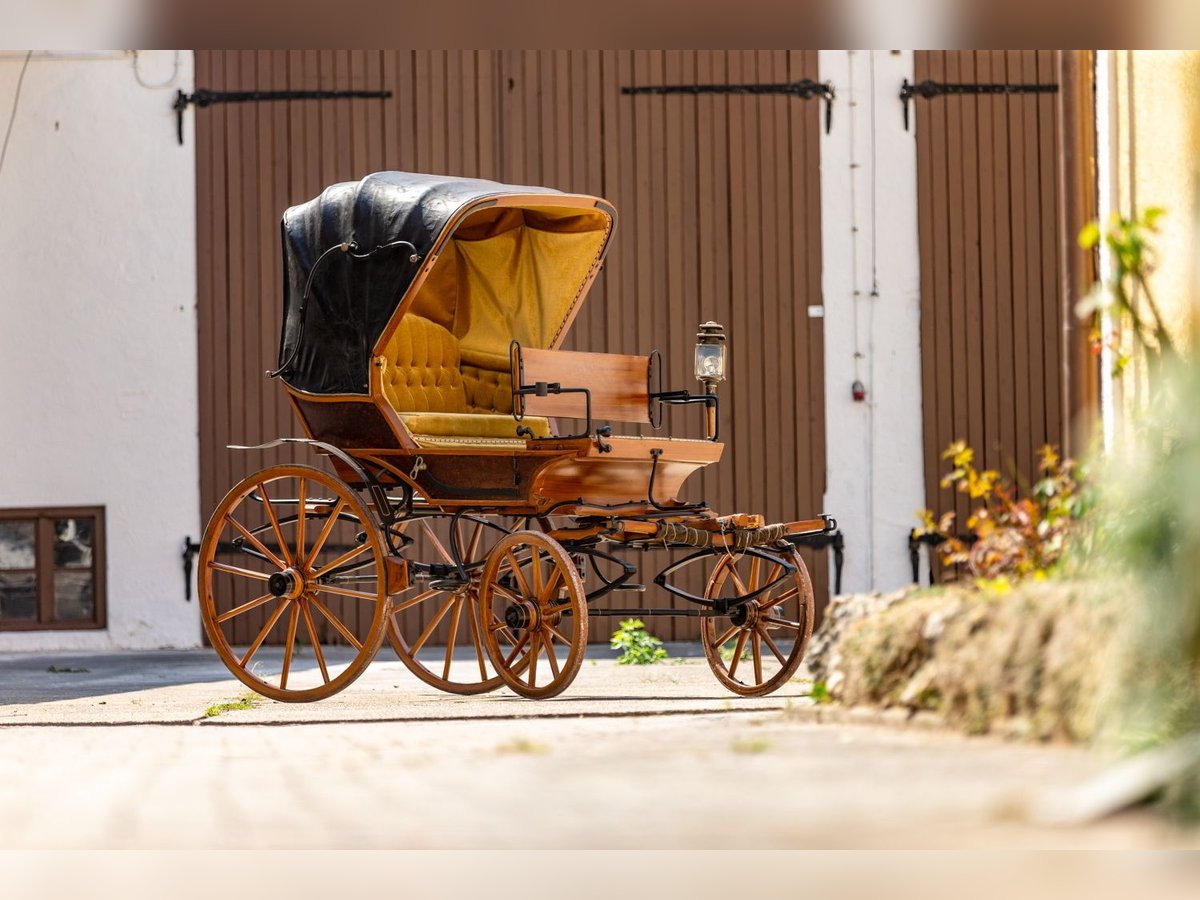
[[278, 173, 721, 513]]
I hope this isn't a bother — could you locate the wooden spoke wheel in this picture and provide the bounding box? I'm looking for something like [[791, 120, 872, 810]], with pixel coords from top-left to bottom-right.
[[386, 514, 517, 695], [701, 548, 815, 697], [198, 464, 389, 702], [478, 531, 588, 700]]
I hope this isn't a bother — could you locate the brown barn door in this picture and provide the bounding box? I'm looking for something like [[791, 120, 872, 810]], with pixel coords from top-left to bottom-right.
[[194, 51, 827, 644], [913, 50, 1094, 580]]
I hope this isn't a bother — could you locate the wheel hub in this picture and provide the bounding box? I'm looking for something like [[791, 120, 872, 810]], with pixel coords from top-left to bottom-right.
[[729, 600, 760, 629], [268, 568, 305, 601], [504, 601, 539, 631]]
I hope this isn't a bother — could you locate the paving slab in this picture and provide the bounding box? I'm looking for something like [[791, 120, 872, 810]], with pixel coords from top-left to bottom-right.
[[0, 644, 800, 725], [1, 646, 1195, 850]]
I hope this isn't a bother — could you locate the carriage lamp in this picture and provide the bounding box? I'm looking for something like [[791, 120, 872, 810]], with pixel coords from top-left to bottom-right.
[[695, 321, 726, 439], [694, 321, 727, 383]]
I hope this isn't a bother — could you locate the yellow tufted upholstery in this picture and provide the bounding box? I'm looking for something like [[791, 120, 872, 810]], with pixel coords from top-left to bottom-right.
[[381, 315, 469, 414], [381, 315, 551, 446], [462, 363, 515, 415]]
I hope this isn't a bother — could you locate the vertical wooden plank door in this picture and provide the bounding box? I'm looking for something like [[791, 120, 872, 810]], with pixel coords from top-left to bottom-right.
[[913, 50, 1080, 578], [193, 51, 827, 644]]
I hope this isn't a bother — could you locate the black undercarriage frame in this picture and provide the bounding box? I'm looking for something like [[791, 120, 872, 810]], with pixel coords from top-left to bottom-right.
[[225, 437, 836, 619]]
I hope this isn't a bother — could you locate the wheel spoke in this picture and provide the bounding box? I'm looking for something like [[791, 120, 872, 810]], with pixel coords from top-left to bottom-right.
[[308, 595, 363, 650], [537, 567, 563, 606], [300, 599, 330, 684], [409, 595, 456, 655], [239, 599, 289, 668], [505, 551, 532, 598], [758, 625, 787, 666], [762, 615, 802, 631], [280, 602, 300, 690], [465, 522, 484, 562], [752, 632, 763, 684], [390, 588, 442, 614], [490, 582, 522, 605], [727, 629, 750, 680], [442, 597, 463, 681], [310, 542, 371, 578], [491, 616, 521, 648], [216, 592, 274, 623], [710, 623, 739, 649], [258, 482, 293, 566], [748, 555, 761, 592], [467, 600, 488, 680], [208, 560, 271, 582], [503, 631, 530, 667], [225, 515, 288, 570], [312, 583, 380, 602], [295, 477, 307, 565], [542, 628, 560, 678], [543, 601, 574, 617], [530, 548, 544, 597], [764, 562, 782, 590], [305, 498, 345, 567], [544, 621, 571, 646], [527, 632, 540, 687], [759, 586, 799, 611], [419, 519, 454, 565], [728, 566, 750, 598]]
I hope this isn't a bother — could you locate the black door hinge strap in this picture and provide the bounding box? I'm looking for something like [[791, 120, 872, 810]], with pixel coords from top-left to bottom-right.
[[900, 78, 1058, 130], [173, 87, 393, 145], [623, 79, 836, 134]]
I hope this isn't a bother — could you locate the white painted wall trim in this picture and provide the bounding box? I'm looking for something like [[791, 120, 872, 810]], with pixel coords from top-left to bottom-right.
[[818, 50, 925, 595]]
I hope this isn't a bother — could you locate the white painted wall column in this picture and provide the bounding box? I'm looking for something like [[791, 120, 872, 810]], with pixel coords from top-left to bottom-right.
[[818, 50, 925, 594], [0, 51, 200, 649]]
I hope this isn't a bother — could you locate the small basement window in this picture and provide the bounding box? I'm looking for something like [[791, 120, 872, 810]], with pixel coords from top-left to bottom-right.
[[0, 507, 106, 630]]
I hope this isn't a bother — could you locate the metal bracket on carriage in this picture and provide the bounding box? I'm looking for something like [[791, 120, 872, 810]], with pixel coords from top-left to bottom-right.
[[653, 546, 798, 610]]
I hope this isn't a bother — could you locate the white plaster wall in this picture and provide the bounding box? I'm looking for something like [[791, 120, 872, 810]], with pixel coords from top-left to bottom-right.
[[818, 50, 925, 594], [0, 51, 200, 649]]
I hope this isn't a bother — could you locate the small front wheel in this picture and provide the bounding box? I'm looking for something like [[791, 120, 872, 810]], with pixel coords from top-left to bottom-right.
[[701, 548, 815, 697], [478, 531, 588, 699], [198, 465, 389, 702]]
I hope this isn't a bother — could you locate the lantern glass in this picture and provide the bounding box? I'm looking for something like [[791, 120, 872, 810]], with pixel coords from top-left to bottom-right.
[[694, 342, 726, 381]]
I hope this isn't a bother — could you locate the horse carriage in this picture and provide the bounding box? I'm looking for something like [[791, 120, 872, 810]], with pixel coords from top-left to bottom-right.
[[198, 172, 836, 701]]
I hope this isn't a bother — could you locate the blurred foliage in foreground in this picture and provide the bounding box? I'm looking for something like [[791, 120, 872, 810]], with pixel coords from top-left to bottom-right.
[[1083, 209, 1199, 819], [909, 208, 1200, 819]]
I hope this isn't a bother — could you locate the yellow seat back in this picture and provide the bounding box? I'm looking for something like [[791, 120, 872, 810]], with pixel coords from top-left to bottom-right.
[[381, 316, 468, 414]]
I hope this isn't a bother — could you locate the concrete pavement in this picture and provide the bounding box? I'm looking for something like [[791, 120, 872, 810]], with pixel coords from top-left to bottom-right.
[[0, 646, 1194, 849]]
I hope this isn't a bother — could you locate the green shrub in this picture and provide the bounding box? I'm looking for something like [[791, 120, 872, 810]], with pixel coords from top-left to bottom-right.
[[610, 618, 668, 665]]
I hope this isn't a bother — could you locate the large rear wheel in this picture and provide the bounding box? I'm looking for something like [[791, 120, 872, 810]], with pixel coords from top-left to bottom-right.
[[198, 464, 389, 702]]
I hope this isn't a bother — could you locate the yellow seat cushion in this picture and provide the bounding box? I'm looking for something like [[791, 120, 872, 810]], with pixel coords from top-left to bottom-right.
[[383, 315, 555, 445], [399, 412, 550, 441], [381, 316, 469, 414]]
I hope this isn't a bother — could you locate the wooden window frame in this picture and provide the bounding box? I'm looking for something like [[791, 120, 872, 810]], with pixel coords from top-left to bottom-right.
[[0, 506, 107, 631]]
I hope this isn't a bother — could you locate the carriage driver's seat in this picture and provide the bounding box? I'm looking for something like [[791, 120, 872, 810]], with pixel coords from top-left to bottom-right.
[[379, 315, 551, 448]]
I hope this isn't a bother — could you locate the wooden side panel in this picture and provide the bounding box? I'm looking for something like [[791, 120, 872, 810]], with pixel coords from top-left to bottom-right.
[[914, 50, 1074, 580], [194, 51, 827, 644]]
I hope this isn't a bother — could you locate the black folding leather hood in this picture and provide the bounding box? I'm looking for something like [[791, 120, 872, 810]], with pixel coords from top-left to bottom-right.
[[278, 171, 561, 396]]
